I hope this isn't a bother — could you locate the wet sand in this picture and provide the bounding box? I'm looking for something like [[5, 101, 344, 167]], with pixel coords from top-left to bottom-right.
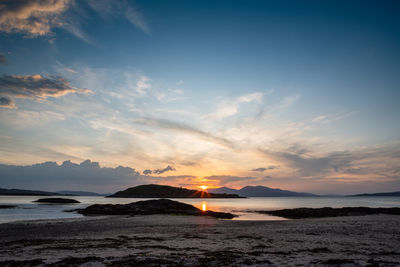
[[0, 214, 399, 266]]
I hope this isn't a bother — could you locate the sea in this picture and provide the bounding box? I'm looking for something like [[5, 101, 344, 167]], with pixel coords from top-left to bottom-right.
[[1, 195, 399, 224]]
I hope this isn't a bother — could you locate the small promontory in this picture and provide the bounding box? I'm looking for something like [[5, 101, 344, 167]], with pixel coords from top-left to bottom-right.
[[77, 199, 236, 219], [108, 184, 243, 198], [34, 198, 80, 204]]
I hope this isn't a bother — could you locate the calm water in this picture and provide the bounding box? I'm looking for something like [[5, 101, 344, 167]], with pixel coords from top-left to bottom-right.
[[1, 195, 399, 223]]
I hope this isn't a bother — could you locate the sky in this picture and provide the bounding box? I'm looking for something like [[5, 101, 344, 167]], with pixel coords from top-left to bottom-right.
[[0, 0, 399, 194]]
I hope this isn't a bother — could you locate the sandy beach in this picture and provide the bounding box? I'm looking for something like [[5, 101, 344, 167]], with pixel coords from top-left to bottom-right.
[[0, 214, 399, 266]]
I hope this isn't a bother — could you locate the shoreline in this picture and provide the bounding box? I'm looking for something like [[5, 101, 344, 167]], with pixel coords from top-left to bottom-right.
[[1, 214, 400, 266]]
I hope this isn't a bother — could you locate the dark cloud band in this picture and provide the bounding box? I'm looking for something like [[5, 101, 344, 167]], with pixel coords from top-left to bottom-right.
[[0, 74, 90, 108]]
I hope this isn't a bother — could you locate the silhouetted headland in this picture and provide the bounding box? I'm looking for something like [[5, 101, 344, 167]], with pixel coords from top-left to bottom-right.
[[257, 207, 400, 219], [34, 198, 80, 204], [77, 199, 236, 219], [108, 184, 243, 198]]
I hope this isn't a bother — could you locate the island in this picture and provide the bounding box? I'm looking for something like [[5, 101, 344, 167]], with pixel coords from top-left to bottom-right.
[[107, 184, 243, 198], [77, 199, 236, 219], [34, 198, 80, 204]]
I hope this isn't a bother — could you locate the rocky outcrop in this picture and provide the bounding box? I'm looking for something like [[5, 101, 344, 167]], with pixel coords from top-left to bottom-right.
[[34, 198, 80, 204], [257, 207, 400, 219], [77, 199, 236, 219], [0, 205, 16, 209]]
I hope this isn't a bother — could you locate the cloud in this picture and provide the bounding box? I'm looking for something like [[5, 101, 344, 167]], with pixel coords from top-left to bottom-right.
[[0, 96, 16, 109], [208, 92, 264, 120], [0, 74, 91, 107], [251, 166, 279, 172], [0, 159, 141, 193], [260, 143, 400, 179], [124, 2, 149, 34], [277, 94, 300, 110], [203, 175, 260, 187], [311, 112, 353, 124], [153, 165, 176, 175], [61, 20, 97, 45], [0, 0, 71, 36], [135, 75, 151, 95], [85, 0, 150, 34], [0, 0, 149, 45], [155, 88, 186, 103], [0, 53, 7, 64], [176, 80, 184, 86], [134, 117, 234, 148], [143, 169, 152, 175]]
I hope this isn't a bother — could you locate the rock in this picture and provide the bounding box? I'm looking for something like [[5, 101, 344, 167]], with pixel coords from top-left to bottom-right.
[[34, 198, 80, 204], [0, 205, 16, 209], [257, 207, 400, 219], [77, 199, 236, 219]]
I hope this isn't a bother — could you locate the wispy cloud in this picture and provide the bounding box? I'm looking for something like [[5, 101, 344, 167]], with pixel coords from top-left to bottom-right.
[[135, 75, 151, 95], [124, 2, 150, 34], [61, 21, 97, 46], [0, 53, 7, 64], [311, 112, 354, 124], [134, 117, 235, 148], [251, 166, 279, 172], [207, 92, 264, 120], [85, 0, 150, 34]]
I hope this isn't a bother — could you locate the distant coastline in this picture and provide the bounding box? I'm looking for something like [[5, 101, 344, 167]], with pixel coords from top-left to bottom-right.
[[1, 186, 399, 198], [347, 191, 400, 197]]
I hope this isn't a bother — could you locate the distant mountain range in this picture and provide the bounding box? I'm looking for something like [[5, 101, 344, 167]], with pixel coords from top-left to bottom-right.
[[0, 188, 104, 196], [208, 186, 317, 197], [0, 188, 61, 196], [108, 184, 243, 198], [56, 190, 107, 196], [348, 191, 400, 197], [1, 186, 399, 198]]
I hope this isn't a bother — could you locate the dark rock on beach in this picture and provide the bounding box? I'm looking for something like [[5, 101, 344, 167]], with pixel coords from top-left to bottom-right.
[[34, 198, 80, 204], [77, 199, 236, 219], [258, 207, 400, 219], [0, 205, 16, 209]]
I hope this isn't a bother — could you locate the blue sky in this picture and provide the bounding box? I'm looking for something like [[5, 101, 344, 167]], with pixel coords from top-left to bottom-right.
[[0, 0, 399, 194]]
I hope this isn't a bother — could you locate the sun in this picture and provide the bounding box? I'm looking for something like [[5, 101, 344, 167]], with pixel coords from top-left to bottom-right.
[[200, 185, 208, 190], [201, 202, 207, 211]]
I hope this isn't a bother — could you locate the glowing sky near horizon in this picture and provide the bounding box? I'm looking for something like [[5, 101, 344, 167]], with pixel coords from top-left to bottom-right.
[[0, 0, 399, 194]]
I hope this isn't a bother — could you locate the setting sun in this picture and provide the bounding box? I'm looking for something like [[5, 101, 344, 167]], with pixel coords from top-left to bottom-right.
[[200, 185, 208, 190]]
